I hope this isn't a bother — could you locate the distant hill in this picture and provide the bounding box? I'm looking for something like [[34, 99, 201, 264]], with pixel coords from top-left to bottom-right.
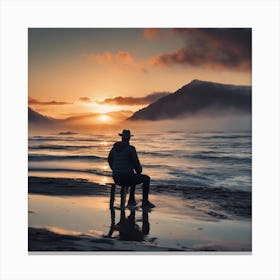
[[28, 107, 56, 124], [128, 80, 252, 121]]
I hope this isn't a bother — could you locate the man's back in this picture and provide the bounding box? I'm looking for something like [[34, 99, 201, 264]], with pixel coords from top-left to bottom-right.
[[108, 141, 142, 176]]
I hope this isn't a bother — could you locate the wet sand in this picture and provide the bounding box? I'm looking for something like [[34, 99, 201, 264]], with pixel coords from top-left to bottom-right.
[[28, 176, 251, 252]]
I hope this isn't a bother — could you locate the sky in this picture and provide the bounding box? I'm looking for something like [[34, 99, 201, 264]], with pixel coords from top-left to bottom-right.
[[28, 28, 252, 123]]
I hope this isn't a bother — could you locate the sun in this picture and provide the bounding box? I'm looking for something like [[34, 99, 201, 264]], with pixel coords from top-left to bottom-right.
[[98, 114, 110, 123]]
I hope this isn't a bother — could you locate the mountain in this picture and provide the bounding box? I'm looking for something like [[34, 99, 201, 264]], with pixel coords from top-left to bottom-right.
[[128, 80, 252, 121], [28, 107, 57, 124]]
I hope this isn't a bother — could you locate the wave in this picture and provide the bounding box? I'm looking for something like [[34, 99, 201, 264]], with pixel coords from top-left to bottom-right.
[[28, 151, 251, 165], [29, 167, 111, 177], [27, 166, 235, 191], [29, 136, 104, 142], [29, 137, 61, 142], [58, 131, 78, 135], [189, 154, 251, 164], [28, 165, 209, 187], [196, 134, 251, 140], [138, 151, 172, 157], [143, 163, 170, 169], [29, 154, 105, 161], [29, 145, 95, 150]]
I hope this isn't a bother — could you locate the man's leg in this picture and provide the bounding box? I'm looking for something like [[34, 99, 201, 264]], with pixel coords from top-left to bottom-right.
[[133, 174, 155, 208], [128, 185, 136, 206]]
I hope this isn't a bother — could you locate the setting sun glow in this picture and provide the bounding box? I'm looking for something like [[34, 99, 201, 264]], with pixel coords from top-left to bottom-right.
[[98, 114, 110, 123]]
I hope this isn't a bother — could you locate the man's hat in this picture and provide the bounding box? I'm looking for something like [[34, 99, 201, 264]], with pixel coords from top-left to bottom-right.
[[119, 129, 133, 139]]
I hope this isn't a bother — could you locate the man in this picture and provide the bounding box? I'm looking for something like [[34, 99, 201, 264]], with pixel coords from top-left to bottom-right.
[[108, 129, 155, 208]]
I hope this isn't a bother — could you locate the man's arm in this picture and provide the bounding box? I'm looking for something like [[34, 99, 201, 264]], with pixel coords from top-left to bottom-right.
[[108, 148, 114, 170], [130, 146, 142, 174]]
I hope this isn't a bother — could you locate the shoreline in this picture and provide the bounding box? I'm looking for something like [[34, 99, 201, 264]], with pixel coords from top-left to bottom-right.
[[28, 176, 251, 219], [28, 175, 252, 252]]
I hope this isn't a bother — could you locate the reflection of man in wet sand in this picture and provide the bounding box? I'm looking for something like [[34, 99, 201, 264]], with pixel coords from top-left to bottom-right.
[[106, 207, 150, 241], [108, 129, 155, 208]]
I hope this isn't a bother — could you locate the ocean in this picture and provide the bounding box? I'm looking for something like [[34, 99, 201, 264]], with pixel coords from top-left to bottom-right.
[[28, 130, 252, 251], [28, 131, 251, 192]]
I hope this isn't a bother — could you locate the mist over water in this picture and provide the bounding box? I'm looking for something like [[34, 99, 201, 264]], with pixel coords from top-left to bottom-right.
[[29, 111, 252, 135], [124, 113, 251, 133]]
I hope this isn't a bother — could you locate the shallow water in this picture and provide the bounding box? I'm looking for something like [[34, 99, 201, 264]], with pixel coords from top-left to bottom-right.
[[28, 193, 251, 251]]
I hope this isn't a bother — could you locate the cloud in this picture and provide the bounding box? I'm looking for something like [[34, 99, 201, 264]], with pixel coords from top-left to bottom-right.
[[29, 97, 72, 106], [83, 51, 148, 73], [79, 97, 92, 103], [84, 51, 135, 67], [96, 92, 170, 106], [141, 28, 172, 40], [85, 51, 134, 65], [85, 28, 251, 73], [142, 28, 160, 40], [148, 28, 251, 71]]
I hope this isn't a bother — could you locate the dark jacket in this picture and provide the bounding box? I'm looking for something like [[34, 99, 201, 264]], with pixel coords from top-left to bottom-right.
[[108, 141, 142, 176]]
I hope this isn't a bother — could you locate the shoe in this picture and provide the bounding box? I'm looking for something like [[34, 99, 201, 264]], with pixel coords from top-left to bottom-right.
[[141, 200, 155, 208], [127, 199, 137, 207]]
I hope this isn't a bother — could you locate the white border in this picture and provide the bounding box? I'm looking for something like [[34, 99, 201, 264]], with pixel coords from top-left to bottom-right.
[[1, 0, 279, 279]]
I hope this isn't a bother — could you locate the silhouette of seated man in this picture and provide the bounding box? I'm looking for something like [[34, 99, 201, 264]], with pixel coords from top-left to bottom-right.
[[106, 207, 150, 241], [108, 129, 155, 209]]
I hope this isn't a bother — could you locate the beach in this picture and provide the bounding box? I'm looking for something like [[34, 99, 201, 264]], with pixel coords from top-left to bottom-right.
[[28, 176, 251, 252]]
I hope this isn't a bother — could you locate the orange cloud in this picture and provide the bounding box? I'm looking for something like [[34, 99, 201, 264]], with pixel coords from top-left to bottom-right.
[[142, 28, 161, 40], [83, 51, 147, 73], [141, 28, 172, 40], [96, 92, 170, 106], [79, 97, 92, 103], [28, 97, 72, 105], [85, 51, 134, 65]]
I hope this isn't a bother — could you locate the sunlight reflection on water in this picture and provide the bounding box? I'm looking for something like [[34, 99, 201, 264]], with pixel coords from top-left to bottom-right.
[[29, 193, 251, 251]]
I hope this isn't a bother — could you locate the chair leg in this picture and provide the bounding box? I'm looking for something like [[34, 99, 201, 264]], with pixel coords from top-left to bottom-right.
[[120, 186, 127, 209], [129, 185, 136, 202], [110, 184, 116, 208]]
